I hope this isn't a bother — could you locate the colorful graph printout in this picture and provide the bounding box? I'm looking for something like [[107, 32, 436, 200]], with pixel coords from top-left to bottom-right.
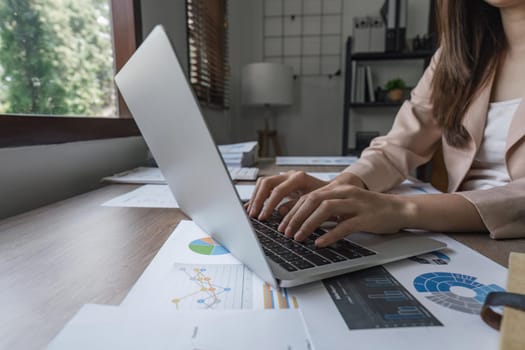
[[168, 221, 241, 265], [170, 264, 253, 310], [413, 272, 505, 314], [322, 266, 442, 329], [261, 283, 299, 309], [189, 238, 229, 256]]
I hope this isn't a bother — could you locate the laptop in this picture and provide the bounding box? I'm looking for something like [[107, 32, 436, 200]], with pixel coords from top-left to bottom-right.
[[114, 25, 446, 288]]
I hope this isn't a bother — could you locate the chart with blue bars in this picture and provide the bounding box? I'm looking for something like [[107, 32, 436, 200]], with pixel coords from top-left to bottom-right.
[[413, 272, 505, 314], [323, 266, 442, 329]]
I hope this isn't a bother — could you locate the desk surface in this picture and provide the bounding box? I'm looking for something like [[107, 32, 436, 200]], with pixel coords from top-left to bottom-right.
[[1, 161, 523, 349]]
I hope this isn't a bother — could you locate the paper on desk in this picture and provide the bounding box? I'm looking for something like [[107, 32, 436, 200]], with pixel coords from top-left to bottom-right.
[[293, 233, 506, 350], [48, 304, 313, 350], [276, 156, 357, 166], [102, 167, 166, 184], [102, 165, 259, 184], [102, 184, 255, 208], [122, 220, 301, 312], [102, 184, 178, 208]]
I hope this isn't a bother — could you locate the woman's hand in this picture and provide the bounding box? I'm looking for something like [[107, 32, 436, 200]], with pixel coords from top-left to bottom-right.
[[247, 171, 367, 221], [278, 184, 409, 247], [247, 171, 329, 221]]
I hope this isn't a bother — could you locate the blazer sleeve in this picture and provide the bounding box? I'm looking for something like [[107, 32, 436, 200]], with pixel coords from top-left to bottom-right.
[[344, 51, 443, 192], [458, 179, 525, 239]]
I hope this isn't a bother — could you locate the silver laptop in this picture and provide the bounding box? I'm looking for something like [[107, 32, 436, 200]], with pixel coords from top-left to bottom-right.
[[115, 25, 446, 288]]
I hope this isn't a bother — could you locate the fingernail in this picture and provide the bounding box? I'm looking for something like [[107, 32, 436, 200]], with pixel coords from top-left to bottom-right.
[[315, 238, 325, 248], [285, 227, 293, 237], [294, 230, 304, 240], [277, 223, 285, 232]]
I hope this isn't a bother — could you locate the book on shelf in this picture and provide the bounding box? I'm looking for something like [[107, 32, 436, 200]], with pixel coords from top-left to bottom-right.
[[365, 66, 375, 102], [355, 66, 365, 103], [352, 65, 376, 104], [350, 61, 357, 103], [218, 141, 258, 167]]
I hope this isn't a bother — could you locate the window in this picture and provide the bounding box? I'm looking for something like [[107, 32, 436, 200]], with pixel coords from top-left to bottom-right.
[[186, 0, 229, 109], [0, 0, 117, 117], [0, 0, 141, 147]]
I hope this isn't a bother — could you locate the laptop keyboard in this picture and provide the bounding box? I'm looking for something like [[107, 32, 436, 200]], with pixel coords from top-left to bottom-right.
[[250, 211, 376, 272]]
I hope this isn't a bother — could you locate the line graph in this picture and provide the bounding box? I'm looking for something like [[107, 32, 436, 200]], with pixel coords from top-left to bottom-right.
[[170, 264, 252, 310]]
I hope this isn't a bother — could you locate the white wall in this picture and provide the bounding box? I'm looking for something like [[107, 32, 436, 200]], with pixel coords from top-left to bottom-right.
[[0, 137, 148, 219], [228, 0, 431, 154]]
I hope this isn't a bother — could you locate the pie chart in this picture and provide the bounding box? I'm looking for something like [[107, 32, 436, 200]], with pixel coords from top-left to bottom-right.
[[189, 237, 229, 255], [413, 272, 504, 314]]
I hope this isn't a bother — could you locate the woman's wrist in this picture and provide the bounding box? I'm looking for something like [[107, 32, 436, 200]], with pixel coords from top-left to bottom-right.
[[395, 195, 419, 230], [332, 172, 367, 189]]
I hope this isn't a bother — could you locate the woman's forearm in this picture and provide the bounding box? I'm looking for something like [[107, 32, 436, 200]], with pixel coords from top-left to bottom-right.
[[399, 193, 487, 232]]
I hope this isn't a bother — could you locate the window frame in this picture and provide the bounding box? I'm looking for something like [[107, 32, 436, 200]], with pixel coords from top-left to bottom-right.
[[0, 0, 142, 148]]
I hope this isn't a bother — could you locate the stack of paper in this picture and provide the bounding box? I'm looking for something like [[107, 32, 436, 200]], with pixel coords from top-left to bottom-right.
[[218, 141, 258, 167]]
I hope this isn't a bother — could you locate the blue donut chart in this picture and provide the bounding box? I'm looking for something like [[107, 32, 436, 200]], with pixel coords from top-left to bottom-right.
[[413, 272, 504, 314]]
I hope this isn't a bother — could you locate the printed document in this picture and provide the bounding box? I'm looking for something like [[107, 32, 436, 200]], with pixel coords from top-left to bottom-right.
[[102, 184, 255, 208], [48, 304, 313, 350]]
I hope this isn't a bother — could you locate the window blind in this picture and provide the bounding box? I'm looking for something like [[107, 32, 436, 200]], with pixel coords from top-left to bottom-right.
[[186, 0, 229, 109]]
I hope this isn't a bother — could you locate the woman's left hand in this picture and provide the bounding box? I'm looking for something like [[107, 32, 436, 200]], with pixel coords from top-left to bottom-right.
[[277, 184, 409, 247]]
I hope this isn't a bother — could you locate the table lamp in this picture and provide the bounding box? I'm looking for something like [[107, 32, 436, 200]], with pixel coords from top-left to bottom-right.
[[241, 62, 293, 157]]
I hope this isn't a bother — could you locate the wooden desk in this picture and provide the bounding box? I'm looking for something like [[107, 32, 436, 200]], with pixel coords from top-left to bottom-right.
[[1, 161, 524, 349]]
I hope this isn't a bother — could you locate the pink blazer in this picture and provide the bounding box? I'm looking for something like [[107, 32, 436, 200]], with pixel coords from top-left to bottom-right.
[[345, 51, 525, 239]]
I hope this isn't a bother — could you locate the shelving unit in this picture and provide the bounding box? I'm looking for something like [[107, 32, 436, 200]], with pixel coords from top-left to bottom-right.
[[341, 37, 434, 155]]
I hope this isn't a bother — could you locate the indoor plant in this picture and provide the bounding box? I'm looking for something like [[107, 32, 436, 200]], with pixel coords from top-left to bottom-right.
[[384, 78, 406, 102]]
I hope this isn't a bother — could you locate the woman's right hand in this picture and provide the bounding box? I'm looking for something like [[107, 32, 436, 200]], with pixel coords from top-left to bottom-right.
[[246, 171, 366, 221], [247, 171, 327, 221]]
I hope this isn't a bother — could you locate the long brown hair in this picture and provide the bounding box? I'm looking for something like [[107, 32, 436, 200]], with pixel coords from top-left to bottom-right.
[[432, 0, 506, 147]]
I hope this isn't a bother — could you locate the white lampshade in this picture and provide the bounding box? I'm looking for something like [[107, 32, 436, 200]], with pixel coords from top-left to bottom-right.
[[241, 62, 293, 106]]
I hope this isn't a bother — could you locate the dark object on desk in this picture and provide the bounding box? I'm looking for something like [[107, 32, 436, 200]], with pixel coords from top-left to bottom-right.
[[481, 292, 525, 330], [480, 252, 525, 349]]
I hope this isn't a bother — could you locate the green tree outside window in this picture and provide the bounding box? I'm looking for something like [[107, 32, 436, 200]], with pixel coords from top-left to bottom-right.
[[0, 0, 116, 116]]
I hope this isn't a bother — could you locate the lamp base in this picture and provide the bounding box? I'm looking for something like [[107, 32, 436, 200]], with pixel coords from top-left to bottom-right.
[[257, 128, 281, 157]]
